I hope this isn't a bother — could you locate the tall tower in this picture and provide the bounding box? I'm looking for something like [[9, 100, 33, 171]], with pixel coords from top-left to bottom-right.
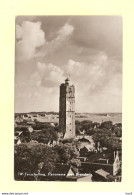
[[59, 78, 75, 138]]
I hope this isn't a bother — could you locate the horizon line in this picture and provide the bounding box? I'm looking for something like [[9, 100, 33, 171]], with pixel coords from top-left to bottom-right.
[[15, 111, 122, 114]]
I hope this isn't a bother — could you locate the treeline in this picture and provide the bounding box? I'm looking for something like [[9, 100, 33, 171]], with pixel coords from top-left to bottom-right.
[[15, 120, 122, 144], [15, 112, 59, 116], [76, 120, 122, 135]]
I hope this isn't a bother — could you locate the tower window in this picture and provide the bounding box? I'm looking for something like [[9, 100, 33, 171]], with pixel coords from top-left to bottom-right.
[[70, 123, 71, 125], [70, 115, 71, 117], [70, 130, 71, 131]]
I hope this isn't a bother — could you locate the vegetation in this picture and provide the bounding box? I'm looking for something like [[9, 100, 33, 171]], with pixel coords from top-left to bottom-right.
[[75, 120, 122, 151], [92, 128, 122, 151], [15, 143, 57, 180], [32, 122, 53, 130], [14, 119, 122, 180], [14, 142, 80, 180], [15, 126, 28, 132], [15, 122, 59, 144], [75, 120, 100, 135], [100, 121, 113, 129], [31, 128, 58, 144]]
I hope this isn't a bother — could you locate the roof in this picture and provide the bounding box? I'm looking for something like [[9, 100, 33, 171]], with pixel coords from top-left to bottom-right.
[[80, 162, 113, 175], [86, 153, 105, 163], [84, 145, 93, 151], [95, 169, 110, 178], [77, 175, 92, 182], [15, 131, 23, 137], [78, 137, 91, 143], [86, 152, 114, 163]]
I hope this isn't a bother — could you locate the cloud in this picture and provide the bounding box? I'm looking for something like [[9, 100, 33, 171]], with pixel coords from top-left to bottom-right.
[[16, 21, 74, 61], [57, 23, 74, 39], [32, 50, 121, 96], [15, 16, 122, 113], [16, 16, 36, 24], [62, 53, 122, 112], [16, 21, 45, 60], [31, 62, 65, 87], [64, 53, 107, 85], [65, 52, 121, 93], [72, 16, 122, 59], [35, 23, 74, 58]]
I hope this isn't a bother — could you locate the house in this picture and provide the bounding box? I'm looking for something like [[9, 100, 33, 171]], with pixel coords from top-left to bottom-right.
[[77, 174, 92, 182], [76, 157, 87, 162], [77, 136, 93, 153], [27, 121, 35, 125], [22, 114, 28, 119], [14, 138, 21, 145], [113, 151, 121, 176], [15, 131, 23, 137], [50, 123, 55, 127], [14, 131, 23, 144], [79, 129, 85, 135], [79, 162, 113, 177], [92, 169, 110, 182], [98, 158, 109, 164], [107, 174, 122, 182], [80, 145, 93, 157], [27, 126, 33, 133], [78, 137, 91, 143], [78, 150, 121, 182]]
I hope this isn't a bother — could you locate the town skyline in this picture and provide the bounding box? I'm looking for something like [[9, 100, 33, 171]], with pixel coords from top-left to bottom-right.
[[15, 16, 122, 113]]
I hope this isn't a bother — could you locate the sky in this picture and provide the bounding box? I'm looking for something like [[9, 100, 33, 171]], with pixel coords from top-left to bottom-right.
[[15, 16, 122, 113]]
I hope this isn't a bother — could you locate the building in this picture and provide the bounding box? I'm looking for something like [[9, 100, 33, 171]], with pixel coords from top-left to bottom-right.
[[113, 151, 121, 176], [59, 78, 75, 138], [78, 150, 121, 182]]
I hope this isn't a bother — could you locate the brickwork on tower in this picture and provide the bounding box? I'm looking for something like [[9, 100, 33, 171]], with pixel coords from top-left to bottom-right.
[[59, 78, 75, 138]]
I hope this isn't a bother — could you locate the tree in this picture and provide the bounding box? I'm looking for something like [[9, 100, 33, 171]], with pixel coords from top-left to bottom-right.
[[114, 127, 122, 137], [86, 129, 94, 136], [75, 120, 93, 135], [30, 127, 58, 144], [54, 143, 81, 167], [15, 143, 57, 180], [81, 120, 93, 131], [70, 158, 81, 167], [93, 129, 112, 147], [32, 122, 53, 130], [54, 124, 61, 133], [15, 126, 28, 132], [100, 121, 113, 129]]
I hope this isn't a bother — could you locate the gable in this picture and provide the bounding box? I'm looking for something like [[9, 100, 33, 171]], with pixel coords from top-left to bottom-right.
[[67, 168, 75, 176]]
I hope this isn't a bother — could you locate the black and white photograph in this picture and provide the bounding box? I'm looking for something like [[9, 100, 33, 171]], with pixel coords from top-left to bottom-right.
[[15, 16, 122, 182]]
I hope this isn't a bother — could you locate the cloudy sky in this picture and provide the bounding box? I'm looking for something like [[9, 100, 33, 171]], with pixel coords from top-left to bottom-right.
[[15, 16, 122, 113]]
